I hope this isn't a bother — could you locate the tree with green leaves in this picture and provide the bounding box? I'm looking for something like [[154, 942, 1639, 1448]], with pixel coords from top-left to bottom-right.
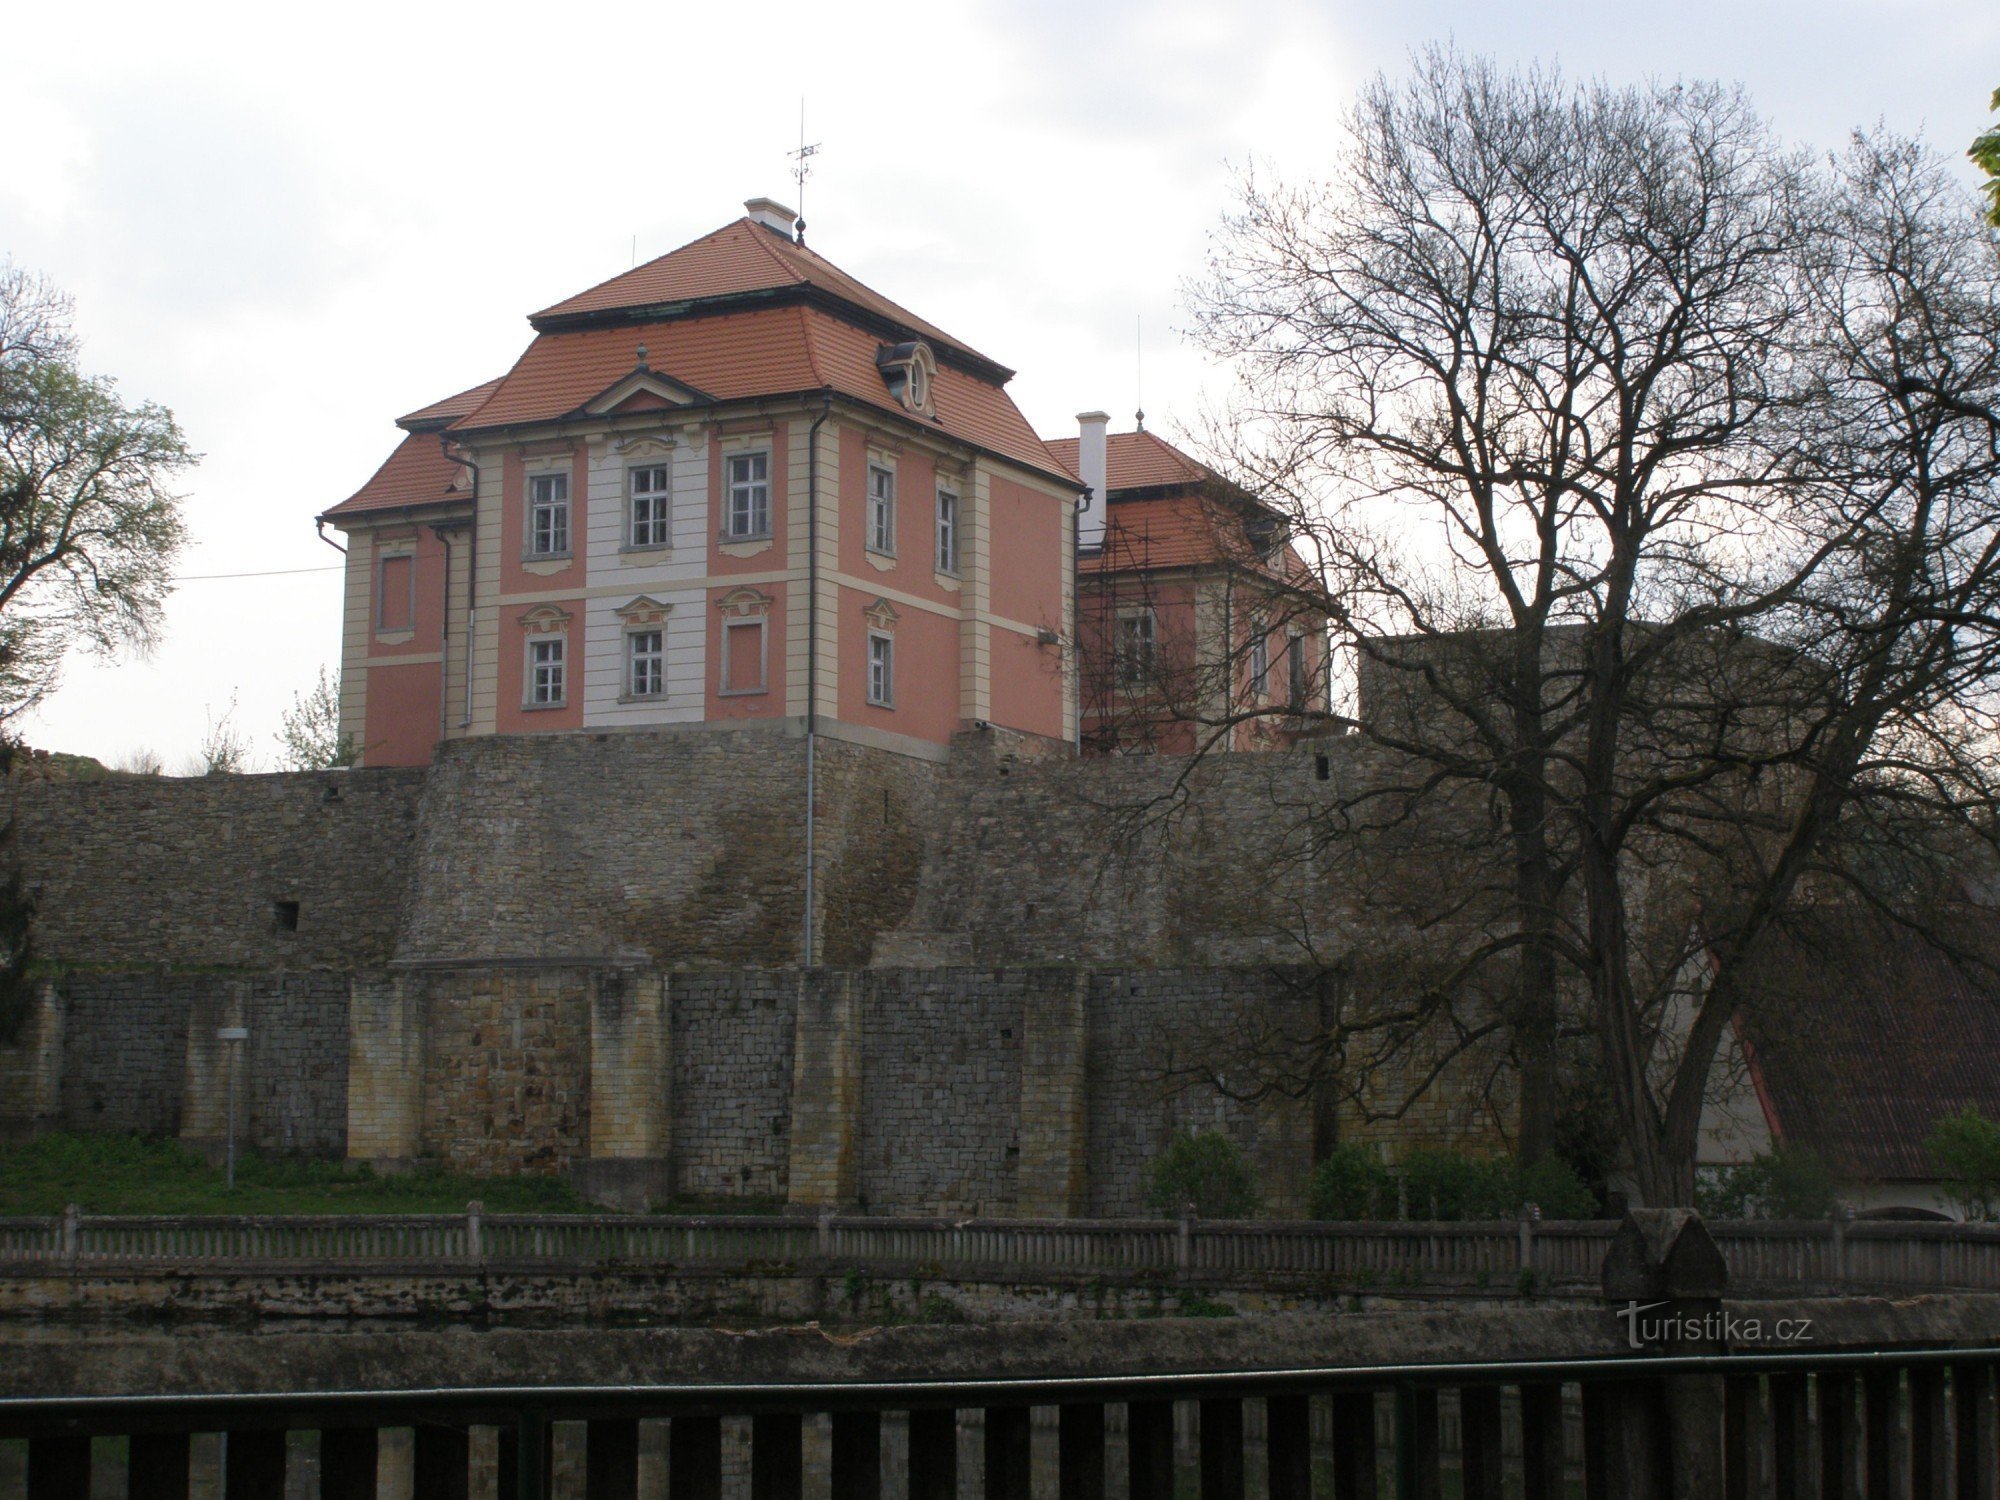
[[0, 263, 191, 720], [1972, 88, 2000, 227]]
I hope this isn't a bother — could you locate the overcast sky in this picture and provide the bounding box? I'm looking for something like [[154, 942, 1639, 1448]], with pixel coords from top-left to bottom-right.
[[4, 0, 1994, 768]]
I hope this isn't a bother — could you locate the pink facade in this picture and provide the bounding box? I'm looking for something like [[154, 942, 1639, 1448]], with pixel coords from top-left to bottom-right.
[[324, 205, 1080, 767]]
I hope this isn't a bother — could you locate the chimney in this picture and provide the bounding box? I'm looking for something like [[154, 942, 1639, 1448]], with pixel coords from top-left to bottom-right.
[[744, 198, 799, 238], [1076, 411, 1109, 550]]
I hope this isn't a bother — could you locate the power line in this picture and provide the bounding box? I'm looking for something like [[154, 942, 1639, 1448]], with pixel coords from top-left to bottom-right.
[[171, 564, 344, 582]]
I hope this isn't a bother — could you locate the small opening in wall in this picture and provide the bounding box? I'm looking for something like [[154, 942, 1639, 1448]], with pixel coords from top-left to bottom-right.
[[1314, 754, 1331, 782], [1000, 1028, 1013, 1040], [273, 900, 301, 932], [1024, 903, 1036, 922], [1005, 1144, 1020, 1157], [882, 789, 890, 825]]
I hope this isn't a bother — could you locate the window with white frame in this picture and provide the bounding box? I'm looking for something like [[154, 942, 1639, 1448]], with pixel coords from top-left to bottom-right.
[[626, 629, 664, 698], [935, 487, 959, 574], [725, 452, 770, 539], [629, 466, 670, 548], [527, 636, 566, 707], [867, 465, 896, 555], [867, 632, 894, 707], [1115, 609, 1156, 688], [1249, 628, 1269, 697], [527, 472, 569, 556]]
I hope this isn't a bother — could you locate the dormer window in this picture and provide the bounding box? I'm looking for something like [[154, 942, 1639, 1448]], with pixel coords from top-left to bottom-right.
[[876, 341, 937, 418]]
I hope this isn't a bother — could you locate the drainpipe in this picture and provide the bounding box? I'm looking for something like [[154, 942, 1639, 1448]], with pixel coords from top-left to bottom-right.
[[441, 437, 480, 729], [803, 394, 833, 967], [429, 523, 456, 749], [314, 519, 347, 556]]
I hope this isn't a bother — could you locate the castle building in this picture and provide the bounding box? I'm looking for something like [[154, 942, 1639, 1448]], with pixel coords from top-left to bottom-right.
[[1051, 423, 1331, 755], [322, 199, 1081, 767]]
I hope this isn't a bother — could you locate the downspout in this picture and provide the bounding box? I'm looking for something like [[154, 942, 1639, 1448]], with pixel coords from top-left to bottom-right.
[[429, 524, 455, 750], [803, 395, 833, 967], [1074, 489, 1089, 754], [441, 437, 480, 729], [314, 519, 347, 556]]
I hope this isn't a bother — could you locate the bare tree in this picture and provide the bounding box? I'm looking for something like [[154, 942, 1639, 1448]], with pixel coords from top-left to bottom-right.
[[1187, 52, 2000, 1205], [0, 261, 192, 720]]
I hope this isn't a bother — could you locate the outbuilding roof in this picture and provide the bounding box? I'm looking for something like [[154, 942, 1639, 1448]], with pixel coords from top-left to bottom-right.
[[1735, 911, 2000, 1183]]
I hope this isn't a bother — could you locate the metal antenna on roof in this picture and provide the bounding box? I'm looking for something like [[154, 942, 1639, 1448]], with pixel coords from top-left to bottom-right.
[[1135, 314, 1146, 433], [789, 99, 820, 246]]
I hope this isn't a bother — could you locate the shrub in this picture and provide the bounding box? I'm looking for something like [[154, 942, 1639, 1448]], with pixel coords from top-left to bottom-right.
[[1516, 1155, 1597, 1219], [1697, 1148, 1837, 1220], [1306, 1143, 1393, 1220], [1144, 1130, 1257, 1218], [1925, 1108, 2000, 1221], [1400, 1146, 1515, 1220]]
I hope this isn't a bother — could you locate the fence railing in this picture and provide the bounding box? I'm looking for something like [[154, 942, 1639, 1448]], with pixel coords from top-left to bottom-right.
[[1, 1209, 1996, 1291]]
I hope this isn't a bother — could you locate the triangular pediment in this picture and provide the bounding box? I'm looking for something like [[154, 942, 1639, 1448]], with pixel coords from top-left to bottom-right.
[[581, 368, 712, 418]]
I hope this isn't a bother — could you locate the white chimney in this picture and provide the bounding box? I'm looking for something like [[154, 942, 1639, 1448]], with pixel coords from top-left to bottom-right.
[[744, 197, 799, 238], [1076, 411, 1109, 550]]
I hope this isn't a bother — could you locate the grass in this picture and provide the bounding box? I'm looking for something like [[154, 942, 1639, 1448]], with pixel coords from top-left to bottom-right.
[[0, 1133, 595, 1216]]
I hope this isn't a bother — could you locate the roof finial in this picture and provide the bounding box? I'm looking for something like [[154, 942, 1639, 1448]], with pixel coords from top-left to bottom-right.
[[635, 343, 649, 370], [789, 99, 820, 246]]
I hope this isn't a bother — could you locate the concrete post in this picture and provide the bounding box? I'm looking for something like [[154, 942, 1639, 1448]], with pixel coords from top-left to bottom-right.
[[573, 969, 674, 1210], [787, 969, 863, 1209], [345, 972, 424, 1166], [1016, 969, 1089, 1217], [1601, 1208, 1730, 1499]]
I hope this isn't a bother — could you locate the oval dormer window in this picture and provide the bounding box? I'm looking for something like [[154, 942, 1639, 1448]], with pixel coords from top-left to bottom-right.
[[878, 340, 937, 417]]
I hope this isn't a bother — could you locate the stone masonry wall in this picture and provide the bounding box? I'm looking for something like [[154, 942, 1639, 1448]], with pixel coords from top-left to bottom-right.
[[5, 769, 425, 970], [393, 728, 948, 968], [418, 968, 592, 1174], [671, 971, 796, 1200]]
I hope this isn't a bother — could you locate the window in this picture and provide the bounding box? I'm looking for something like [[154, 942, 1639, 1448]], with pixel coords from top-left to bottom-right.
[[527, 472, 569, 556], [725, 452, 770, 539], [867, 465, 896, 555], [629, 466, 671, 548], [377, 554, 414, 632], [627, 629, 664, 698], [867, 632, 894, 707], [1288, 634, 1309, 708], [721, 619, 766, 694], [1115, 610, 1156, 687], [935, 488, 959, 574], [527, 636, 566, 706], [1249, 629, 1269, 696]]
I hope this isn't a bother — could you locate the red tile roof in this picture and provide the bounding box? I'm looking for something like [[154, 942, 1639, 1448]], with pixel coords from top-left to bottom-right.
[[533, 218, 995, 369], [397, 377, 504, 431], [324, 431, 471, 520], [451, 304, 1066, 481], [1045, 430, 1213, 493]]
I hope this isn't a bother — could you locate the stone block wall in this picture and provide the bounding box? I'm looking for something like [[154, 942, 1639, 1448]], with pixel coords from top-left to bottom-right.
[[5, 769, 425, 969], [417, 968, 592, 1174], [671, 971, 795, 1200], [393, 728, 947, 969]]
